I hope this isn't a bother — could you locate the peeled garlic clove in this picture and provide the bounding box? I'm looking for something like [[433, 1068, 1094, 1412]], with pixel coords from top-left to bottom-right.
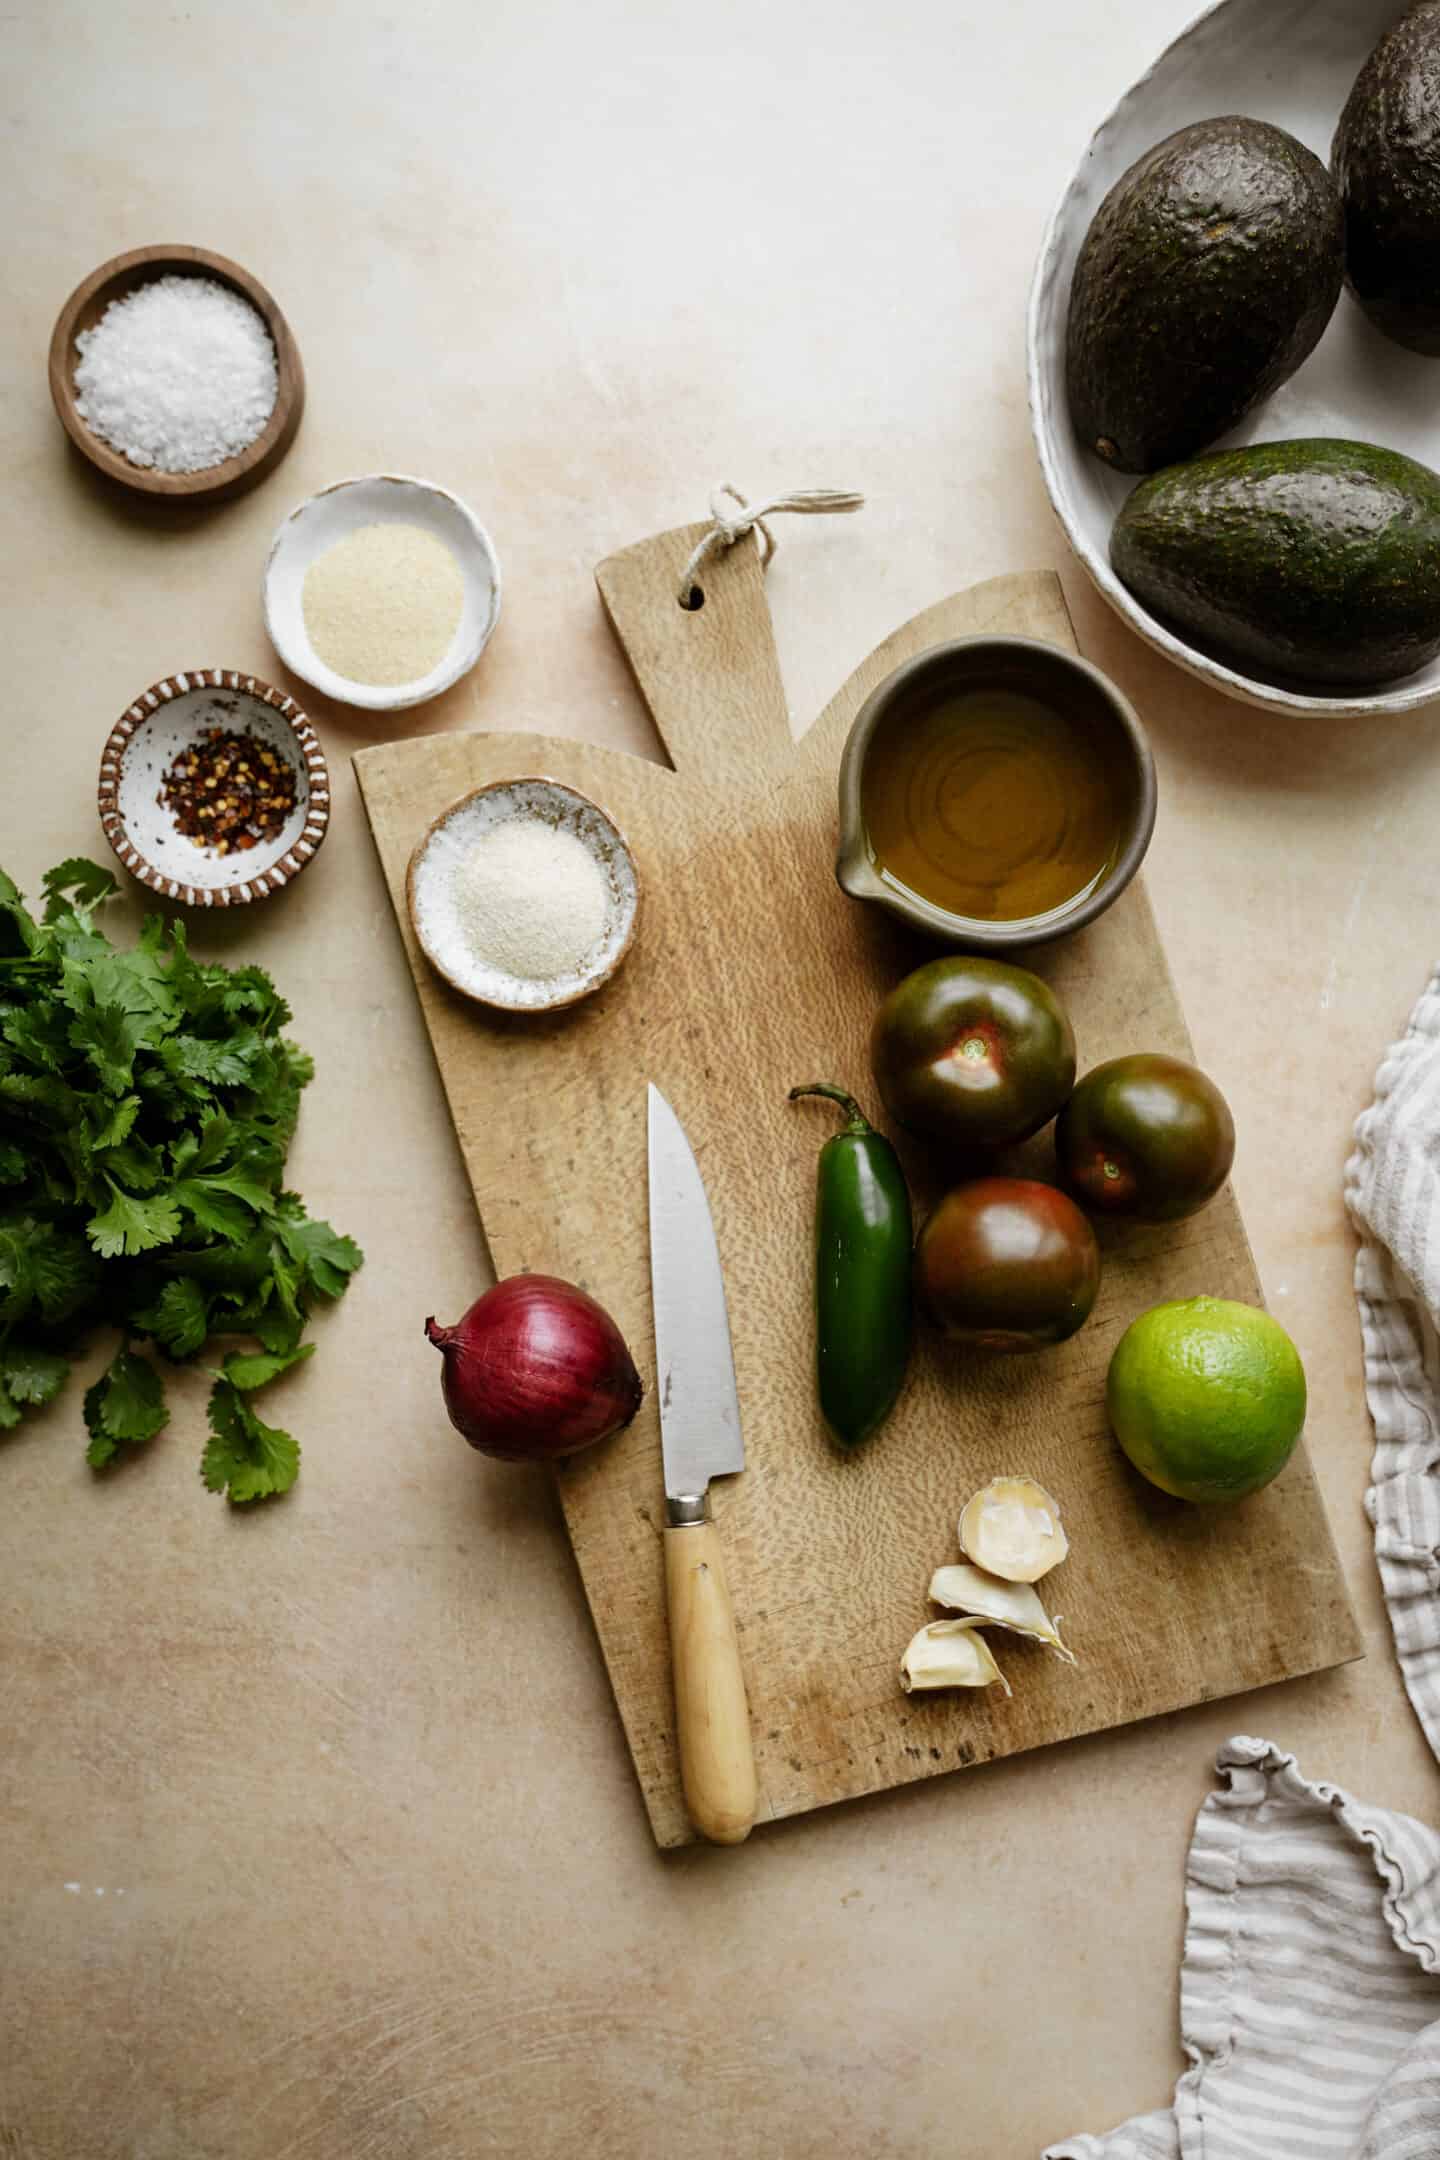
[[900, 1619, 1013, 1697], [958, 1476, 1069, 1584], [928, 1562, 1077, 1663]]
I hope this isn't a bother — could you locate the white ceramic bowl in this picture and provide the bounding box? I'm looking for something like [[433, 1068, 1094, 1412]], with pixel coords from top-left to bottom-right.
[[97, 669, 329, 907], [406, 778, 641, 1014], [262, 474, 501, 712], [1029, 0, 1440, 718]]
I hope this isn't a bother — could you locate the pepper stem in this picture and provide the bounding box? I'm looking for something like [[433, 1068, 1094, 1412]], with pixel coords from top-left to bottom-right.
[[788, 1082, 873, 1134]]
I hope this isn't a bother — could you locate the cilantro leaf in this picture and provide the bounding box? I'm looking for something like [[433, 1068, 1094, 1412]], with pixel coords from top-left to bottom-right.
[[87, 1181, 182, 1259], [83, 1347, 168, 1467], [0, 870, 40, 957], [1, 1071, 81, 1124], [221, 965, 289, 1028], [0, 1217, 98, 1324], [0, 1345, 69, 1428], [268, 1237, 302, 1319], [133, 1278, 210, 1360], [276, 1216, 364, 1299], [161, 924, 231, 1027], [220, 1342, 314, 1391], [66, 996, 145, 1096], [91, 1095, 141, 1151], [0, 1142, 26, 1186], [98, 1136, 165, 1193], [195, 1172, 274, 1213], [161, 1034, 259, 1088], [202, 1379, 299, 1502], [173, 1177, 264, 1243], [73, 945, 174, 1029], [170, 1113, 233, 1177], [159, 1228, 273, 1291], [41, 859, 118, 923], [279, 1040, 314, 1091], [213, 1285, 305, 1355], [3, 999, 72, 1072]]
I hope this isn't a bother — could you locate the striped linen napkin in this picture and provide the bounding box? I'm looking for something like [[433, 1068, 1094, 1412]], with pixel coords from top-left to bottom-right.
[[1048, 970, 1440, 2155], [1346, 966, 1440, 1760], [1046, 1739, 1440, 2159]]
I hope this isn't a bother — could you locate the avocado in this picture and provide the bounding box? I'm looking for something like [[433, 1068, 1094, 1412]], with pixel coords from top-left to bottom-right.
[[1334, 2, 1440, 355], [1110, 438, 1440, 687], [1067, 117, 1344, 474]]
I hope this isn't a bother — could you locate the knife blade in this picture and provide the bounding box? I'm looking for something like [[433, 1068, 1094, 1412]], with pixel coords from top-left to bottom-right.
[[647, 1083, 757, 1844]]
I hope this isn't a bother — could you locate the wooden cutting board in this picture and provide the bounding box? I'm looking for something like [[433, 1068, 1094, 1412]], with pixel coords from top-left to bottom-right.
[[354, 531, 1361, 1848]]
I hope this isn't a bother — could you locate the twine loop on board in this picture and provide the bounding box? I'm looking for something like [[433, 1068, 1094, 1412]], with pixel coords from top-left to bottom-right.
[[677, 485, 864, 607]]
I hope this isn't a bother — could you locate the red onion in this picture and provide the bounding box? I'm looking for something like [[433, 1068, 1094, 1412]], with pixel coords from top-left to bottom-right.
[[425, 1275, 643, 1462]]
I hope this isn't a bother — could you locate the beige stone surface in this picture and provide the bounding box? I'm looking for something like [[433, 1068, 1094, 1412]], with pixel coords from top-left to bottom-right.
[[1, 2, 1436, 2155]]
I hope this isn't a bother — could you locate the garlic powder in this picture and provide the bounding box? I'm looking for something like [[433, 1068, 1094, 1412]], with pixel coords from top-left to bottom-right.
[[302, 522, 463, 686]]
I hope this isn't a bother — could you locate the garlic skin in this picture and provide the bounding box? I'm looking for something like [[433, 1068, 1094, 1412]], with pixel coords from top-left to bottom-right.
[[899, 1619, 1012, 1696], [928, 1562, 1076, 1663], [958, 1476, 1069, 1583]]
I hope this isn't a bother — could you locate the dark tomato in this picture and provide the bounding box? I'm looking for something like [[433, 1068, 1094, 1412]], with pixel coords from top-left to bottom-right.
[[914, 1177, 1101, 1352], [1056, 1053, 1235, 1222], [870, 957, 1077, 1151]]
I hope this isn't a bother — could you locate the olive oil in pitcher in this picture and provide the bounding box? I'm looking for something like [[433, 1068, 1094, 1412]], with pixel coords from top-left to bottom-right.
[[860, 683, 1130, 925]]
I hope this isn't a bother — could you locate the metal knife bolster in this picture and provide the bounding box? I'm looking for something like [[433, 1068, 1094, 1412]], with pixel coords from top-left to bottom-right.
[[665, 1492, 710, 1526]]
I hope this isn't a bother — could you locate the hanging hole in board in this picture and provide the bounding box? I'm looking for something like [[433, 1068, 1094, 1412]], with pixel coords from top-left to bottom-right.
[[679, 586, 705, 612]]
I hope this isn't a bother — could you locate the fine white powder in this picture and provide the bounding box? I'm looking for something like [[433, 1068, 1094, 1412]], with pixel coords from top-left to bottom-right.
[[454, 820, 610, 981], [73, 275, 278, 474]]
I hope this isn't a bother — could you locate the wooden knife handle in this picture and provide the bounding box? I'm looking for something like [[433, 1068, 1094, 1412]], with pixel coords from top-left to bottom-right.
[[663, 1519, 757, 1844]]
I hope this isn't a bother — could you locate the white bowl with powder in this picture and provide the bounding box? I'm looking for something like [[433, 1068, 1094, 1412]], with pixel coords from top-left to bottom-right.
[[263, 474, 501, 712], [407, 779, 640, 1014]]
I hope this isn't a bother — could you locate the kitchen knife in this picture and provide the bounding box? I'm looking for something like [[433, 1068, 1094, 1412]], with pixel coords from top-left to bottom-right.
[[647, 1082, 758, 1845]]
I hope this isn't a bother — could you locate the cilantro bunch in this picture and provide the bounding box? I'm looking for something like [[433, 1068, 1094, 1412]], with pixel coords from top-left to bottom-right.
[[0, 858, 362, 1500]]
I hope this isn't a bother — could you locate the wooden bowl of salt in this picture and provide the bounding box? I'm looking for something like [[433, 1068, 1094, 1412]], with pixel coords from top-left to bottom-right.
[[48, 243, 304, 505], [407, 779, 641, 1015]]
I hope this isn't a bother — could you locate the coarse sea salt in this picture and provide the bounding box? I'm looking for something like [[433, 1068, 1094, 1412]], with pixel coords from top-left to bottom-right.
[[73, 274, 278, 474]]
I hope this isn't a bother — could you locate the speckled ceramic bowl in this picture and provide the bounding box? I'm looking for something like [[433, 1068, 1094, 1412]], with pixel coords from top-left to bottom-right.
[[263, 474, 501, 713], [406, 777, 640, 1014], [97, 669, 329, 907]]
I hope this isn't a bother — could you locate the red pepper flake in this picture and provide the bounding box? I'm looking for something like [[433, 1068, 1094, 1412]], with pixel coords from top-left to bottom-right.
[[159, 727, 298, 852]]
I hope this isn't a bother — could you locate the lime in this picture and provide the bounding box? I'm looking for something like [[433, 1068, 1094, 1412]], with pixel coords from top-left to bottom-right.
[[1106, 1296, 1306, 1504]]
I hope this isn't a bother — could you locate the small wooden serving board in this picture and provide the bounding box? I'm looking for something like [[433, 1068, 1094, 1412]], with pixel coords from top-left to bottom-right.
[[355, 540, 1360, 1848]]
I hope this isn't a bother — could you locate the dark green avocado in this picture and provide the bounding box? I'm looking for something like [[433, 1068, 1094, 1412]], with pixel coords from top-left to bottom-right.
[[1334, 1, 1440, 355], [1067, 117, 1344, 473], [1111, 438, 1440, 688]]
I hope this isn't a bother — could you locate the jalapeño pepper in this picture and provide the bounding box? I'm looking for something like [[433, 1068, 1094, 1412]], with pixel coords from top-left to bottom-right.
[[789, 1083, 913, 1449]]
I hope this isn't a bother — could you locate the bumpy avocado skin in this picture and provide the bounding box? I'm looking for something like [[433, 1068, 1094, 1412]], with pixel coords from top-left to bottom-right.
[[1067, 117, 1344, 473], [1334, 1, 1440, 355], [1111, 438, 1440, 688]]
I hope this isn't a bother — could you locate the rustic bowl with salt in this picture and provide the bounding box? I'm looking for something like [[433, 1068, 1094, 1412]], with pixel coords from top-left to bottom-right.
[[406, 779, 640, 1015], [49, 244, 304, 507], [263, 475, 501, 713]]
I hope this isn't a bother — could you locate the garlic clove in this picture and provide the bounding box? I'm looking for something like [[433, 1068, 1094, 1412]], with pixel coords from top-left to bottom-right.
[[899, 1619, 1013, 1697], [928, 1562, 1077, 1663], [958, 1476, 1069, 1584]]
